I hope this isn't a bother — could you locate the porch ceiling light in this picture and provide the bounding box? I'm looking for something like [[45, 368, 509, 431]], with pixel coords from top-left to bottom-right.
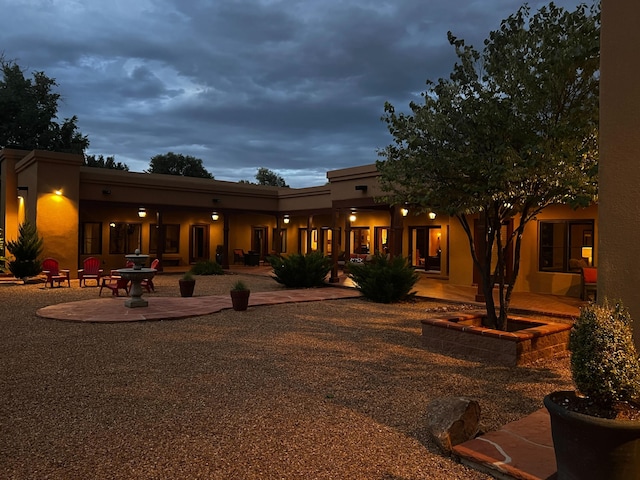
[[283, 215, 290, 224], [428, 212, 436, 220], [349, 211, 357, 222], [211, 212, 219, 221], [138, 207, 147, 218], [401, 207, 409, 217]]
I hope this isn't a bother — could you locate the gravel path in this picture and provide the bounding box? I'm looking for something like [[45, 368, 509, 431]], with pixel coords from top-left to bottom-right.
[[1, 273, 573, 479]]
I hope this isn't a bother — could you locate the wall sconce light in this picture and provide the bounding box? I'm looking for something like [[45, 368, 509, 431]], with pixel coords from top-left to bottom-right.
[[138, 207, 147, 218], [428, 212, 437, 220], [349, 211, 357, 222], [109, 222, 116, 228], [401, 207, 409, 217], [283, 215, 290, 224], [211, 212, 219, 221], [581, 246, 593, 266]]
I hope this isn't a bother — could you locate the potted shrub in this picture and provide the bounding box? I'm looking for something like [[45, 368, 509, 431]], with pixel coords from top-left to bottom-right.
[[230, 280, 250, 311], [544, 300, 640, 479], [179, 271, 196, 297]]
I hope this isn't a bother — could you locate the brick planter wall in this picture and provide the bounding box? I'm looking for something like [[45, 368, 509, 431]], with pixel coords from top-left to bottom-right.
[[421, 311, 572, 366]]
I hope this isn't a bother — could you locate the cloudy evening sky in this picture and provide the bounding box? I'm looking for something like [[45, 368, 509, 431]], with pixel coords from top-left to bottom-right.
[[3, 0, 589, 187]]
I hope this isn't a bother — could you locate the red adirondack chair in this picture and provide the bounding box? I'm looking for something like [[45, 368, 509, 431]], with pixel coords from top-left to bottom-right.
[[141, 258, 160, 293], [99, 276, 130, 296], [42, 258, 71, 288], [78, 257, 104, 287]]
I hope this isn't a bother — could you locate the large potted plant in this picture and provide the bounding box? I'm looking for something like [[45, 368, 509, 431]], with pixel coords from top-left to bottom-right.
[[230, 280, 250, 311], [544, 300, 640, 479], [179, 271, 196, 297]]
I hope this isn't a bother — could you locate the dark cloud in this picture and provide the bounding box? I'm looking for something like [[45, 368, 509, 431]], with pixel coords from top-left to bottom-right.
[[3, 0, 588, 186]]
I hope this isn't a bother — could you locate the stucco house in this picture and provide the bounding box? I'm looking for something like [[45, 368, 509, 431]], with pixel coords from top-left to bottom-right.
[[0, 147, 596, 297]]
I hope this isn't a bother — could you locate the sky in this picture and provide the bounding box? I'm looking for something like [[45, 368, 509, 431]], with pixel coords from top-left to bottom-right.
[[3, 0, 589, 188]]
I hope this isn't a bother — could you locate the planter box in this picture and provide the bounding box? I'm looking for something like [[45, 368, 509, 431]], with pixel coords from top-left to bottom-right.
[[421, 311, 571, 366]]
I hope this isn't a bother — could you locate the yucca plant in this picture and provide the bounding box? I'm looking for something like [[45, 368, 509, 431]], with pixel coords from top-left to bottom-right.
[[268, 251, 332, 288], [347, 253, 418, 303]]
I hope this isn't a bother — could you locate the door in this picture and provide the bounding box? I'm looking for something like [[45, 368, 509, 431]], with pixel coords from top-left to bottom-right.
[[252, 226, 268, 260], [190, 224, 209, 264]]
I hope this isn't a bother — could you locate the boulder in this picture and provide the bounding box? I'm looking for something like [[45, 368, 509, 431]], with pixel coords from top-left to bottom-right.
[[426, 397, 481, 454]]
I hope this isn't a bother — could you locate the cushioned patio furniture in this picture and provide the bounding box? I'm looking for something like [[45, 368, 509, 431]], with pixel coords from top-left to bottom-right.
[[233, 249, 245, 264], [42, 257, 70, 288], [580, 267, 597, 301], [78, 257, 104, 287]]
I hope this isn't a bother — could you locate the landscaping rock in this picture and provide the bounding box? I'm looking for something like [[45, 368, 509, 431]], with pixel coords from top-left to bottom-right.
[[426, 397, 481, 454]]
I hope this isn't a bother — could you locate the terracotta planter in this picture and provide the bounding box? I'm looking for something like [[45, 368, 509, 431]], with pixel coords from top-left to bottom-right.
[[230, 289, 250, 311], [544, 391, 640, 480], [179, 279, 196, 297]]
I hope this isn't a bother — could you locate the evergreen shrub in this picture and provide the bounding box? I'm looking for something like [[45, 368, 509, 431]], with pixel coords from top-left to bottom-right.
[[191, 259, 224, 275], [6, 221, 44, 280], [268, 251, 332, 288]]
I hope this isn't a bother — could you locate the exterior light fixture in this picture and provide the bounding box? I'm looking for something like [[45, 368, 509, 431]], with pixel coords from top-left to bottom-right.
[[54, 189, 63, 196], [109, 222, 116, 228], [283, 215, 290, 224], [138, 207, 147, 218], [428, 212, 437, 220], [401, 207, 409, 217], [211, 212, 219, 221], [349, 211, 357, 222]]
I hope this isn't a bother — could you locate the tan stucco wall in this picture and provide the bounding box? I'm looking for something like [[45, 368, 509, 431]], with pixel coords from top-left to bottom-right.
[[600, 0, 640, 341]]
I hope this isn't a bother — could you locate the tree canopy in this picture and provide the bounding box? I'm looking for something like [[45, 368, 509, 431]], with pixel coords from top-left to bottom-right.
[[240, 167, 289, 187], [84, 154, 129, 171], [0, 57, 89, 154], [145, 152, 213, 179], [377, 2, 599, 329]]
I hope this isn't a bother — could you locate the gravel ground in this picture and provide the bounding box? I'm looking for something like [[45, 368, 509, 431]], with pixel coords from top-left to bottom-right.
[[0, 273, 573, 479]]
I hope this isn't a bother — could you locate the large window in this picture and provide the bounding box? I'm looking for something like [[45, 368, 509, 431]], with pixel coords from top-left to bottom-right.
[[539, 220, 594, 273], [81, 222, 102, 255], [109, 223, 141, 254], [149, 224, 180, 254]]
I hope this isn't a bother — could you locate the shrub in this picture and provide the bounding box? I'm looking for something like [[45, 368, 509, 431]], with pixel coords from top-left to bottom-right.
[[6, 221, 44, 280], [570, 300, 640, 405], [268, 251, 332, 288], [347, 254, 418, 303], [232, 280, 248, 291], [181, 271, 194, 281], [191, 259, 224, 275]]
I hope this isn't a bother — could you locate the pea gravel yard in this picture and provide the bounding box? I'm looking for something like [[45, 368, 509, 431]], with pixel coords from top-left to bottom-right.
[[0, 273, 573, 479]]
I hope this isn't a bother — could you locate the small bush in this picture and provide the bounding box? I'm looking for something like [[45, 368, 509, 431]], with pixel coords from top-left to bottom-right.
[[347, 254, 418, 303], [570, 300, 640, 405], [232, 280, 249, 291], [6, 221, 44, 280], [181, 271, 194, 281], [191, 259, 224, 275], [268, 251, 332, 288]]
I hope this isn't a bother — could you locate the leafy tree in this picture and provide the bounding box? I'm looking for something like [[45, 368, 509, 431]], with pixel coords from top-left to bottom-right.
[[377, 3, 599, 330], [6, 221, 44, 280], [145, 152, 213, 178], [84, 154, 129, 171], [255, 167, 289, 187], [0, 57, 89, 153]]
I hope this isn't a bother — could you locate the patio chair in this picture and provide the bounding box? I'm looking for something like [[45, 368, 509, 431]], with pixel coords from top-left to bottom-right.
[[580, 267, 597, 301], [141, 258, 159, 293], [233, 249, 245, 264], [78, 257, 104, 287], [99, 275, 130, 296], [42, 257, 71, 288]]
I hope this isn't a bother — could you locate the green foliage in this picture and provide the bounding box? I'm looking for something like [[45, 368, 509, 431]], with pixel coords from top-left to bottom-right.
[[255, 167, 289, 187], [347, 254, 418, 303], [570, 300, 640, 405], [231, 280, 248, 291], [84, 154, 129, 171], [181, 271, 194, 281], [146, 152, 213, 179], [268, 251, 332, 288], [0, 57, 89, 153], [190, 259, 224, 275], [6, 221, 44, 280], [377, 2, 599, 329]]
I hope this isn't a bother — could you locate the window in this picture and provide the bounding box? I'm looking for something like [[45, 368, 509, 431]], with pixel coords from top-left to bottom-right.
[[539, 220, 594, 273], [81, 222, 102, 255], [149, 224, 180, 254], [109, 223, 141, 254]]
